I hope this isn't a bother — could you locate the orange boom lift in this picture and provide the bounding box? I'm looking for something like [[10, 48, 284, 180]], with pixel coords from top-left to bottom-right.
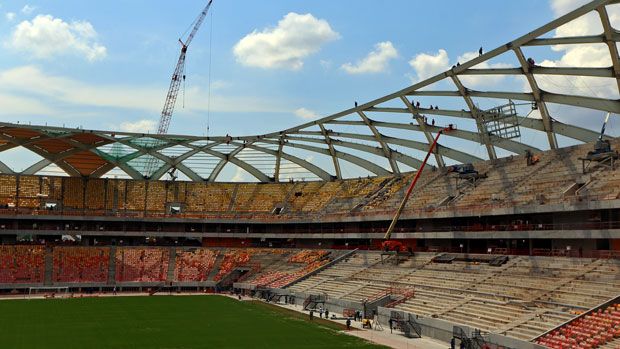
[[382, 125, 455, 252]]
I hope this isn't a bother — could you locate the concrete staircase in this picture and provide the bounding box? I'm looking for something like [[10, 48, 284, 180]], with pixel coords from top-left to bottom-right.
[[107, 246, 117, 284], [166, 247, 176, 283], [207, 252, 225, 281], [44, 246, 53, 286]]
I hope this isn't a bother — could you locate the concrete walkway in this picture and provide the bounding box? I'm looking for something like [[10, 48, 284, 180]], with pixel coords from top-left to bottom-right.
[[268, 299, 448, 349]]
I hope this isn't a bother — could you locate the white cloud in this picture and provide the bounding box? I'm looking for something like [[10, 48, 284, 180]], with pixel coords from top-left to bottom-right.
[[294, 107, 319, 120], [407, 48, 511, 87], [233, 12, 339, 70], [533, 0, 619, 99], [0, 66, 291, 116], [341, 41, 398, 74], [7, 14, 107, 61], [0, 93, 56, 115], [21, 4, 35, 14], [119, 119, 157, 133], [408, 49, 450, 82], [5, 12, 15, 21], [456, 51, 511, 88]]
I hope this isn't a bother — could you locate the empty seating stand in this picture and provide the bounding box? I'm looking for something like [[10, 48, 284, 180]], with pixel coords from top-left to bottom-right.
[[52, 247, 109, 283], [115, 248, 169, 283], [537, 302, 620, 349], [174, 248, 218, 282], [0, 139, 617, 218], [0, 245, 45, 284], [283, 251, 620, 344]]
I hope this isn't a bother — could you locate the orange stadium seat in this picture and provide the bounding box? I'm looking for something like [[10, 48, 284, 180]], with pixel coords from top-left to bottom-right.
[[0, 245, 45, 284]]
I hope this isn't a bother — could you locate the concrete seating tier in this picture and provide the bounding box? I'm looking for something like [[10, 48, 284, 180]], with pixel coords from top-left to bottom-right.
[[286, 276, 330, 293], [284, 251, 620, 343], [52, 247, 109, 283], [304, 279, 368, 299], [395, 289, 463, 316], [340, 284, 390, 302], [441, 299, 530, 332], [506, 311, 576, 341], [0, 245, 45, 284]]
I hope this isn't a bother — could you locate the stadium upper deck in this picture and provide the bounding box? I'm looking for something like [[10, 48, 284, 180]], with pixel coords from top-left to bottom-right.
[[0, 139, 619, 222]]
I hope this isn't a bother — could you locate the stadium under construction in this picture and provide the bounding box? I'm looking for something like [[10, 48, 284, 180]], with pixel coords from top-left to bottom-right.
[[1, 1, 620, 349]]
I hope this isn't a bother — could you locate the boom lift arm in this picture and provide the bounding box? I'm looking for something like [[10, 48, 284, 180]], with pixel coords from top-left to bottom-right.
[[383, 125, 454, 242]]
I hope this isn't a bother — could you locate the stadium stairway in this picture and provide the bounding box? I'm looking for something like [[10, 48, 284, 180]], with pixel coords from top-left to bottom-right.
[[107, 246, 116, 285], [282, 249, 357, 289], [44, 246, 53, 286], [166, 247, 176, 283], [207, 251, 225, 281]]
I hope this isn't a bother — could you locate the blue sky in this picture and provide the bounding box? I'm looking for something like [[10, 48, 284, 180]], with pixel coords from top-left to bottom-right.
[[0, 0, 617, 180], [0, 0, 557, 135]]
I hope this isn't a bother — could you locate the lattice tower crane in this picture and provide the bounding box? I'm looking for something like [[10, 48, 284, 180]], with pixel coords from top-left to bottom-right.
[[144, 0, 213, 178]]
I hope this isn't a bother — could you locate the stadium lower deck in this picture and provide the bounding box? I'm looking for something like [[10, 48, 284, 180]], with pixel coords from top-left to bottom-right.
[[1, 246, 619, 348]]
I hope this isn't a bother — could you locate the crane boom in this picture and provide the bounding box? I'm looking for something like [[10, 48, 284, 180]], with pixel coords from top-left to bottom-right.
[[156, 0, 213, 136], [599, 112, 611, 141], [145, 0, 213, 178]]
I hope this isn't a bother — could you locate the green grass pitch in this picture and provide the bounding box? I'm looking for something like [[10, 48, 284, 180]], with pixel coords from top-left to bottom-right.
[[0, 295, 386, 349]]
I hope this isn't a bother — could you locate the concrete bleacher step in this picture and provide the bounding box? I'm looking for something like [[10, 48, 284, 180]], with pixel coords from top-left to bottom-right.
[[44, 246, 53, 286], [107, 246, 117, 284], [166, 248, 176, 282], [207, 252, 225, 281]]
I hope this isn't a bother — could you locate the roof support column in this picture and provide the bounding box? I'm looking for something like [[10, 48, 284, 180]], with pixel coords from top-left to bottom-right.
[[513, 47, 558, 149], [318, 124, 342, 179], [274, 137, 284, 182], [400, 96, 445, 167], [597, 5, 620, 95], [450, 75, 497, 159]]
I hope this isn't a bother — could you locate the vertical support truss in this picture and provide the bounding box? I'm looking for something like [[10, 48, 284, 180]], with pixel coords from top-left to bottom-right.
[[513, 47, 558, 149], [357, 111, 400, 174], [318, 124, 342, 179], [449, 75, 497, 159], [597, 5, 620, 95], [274, 137, 284, 182], [400, 96, 445, 168]]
